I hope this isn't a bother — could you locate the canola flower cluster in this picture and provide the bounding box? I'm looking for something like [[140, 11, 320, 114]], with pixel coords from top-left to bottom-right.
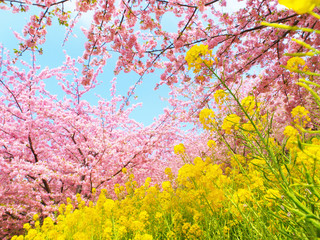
[[173, 143, 185, 155], [286, 57, 307, 72], [185, 45, 214, 74], [291, 105, 311, 127], [200, 95, 263, 136], [198, 108, 215, 130], [213, 90, 228, 109], [221, 114, 241, 134]]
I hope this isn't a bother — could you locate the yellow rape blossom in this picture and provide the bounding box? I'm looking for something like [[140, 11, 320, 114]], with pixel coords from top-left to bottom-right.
[[291, 105, 311, 126], [187, 224, 203, 238], [130, 220, 145, 232], [174, 143, 185, 155], [283, 125, 299, 150], [249, 157, 266, 168], [286, 57, 306, 71], [214, 89, 228, 107], [185, 44, 214, 73], [248, 170, 265, 190], [144, 177, 152, 187], [221, 114, 241, 134], [32, 214, 39, 221], [230, 154, 246, 169], [162, 181, 172, 192], [25, 229, 38, 239], [138, 211, 149, 222], [242, 122, 257, 140], [232, 188, 252, 203], [283, 125, 299, 137], [66, 197, 72, 204], [241, 95, 259, 115], [164, 167, 174, 180], [23, 223, 31, 231], [207, 139, 216, 148], [242, 122, 255, 132], [199, 108, 216, 130], [223, 226, 230, 236], [76, 193, 82, 203], [134, 233, 153, 240], [278, 0, 320, 14]]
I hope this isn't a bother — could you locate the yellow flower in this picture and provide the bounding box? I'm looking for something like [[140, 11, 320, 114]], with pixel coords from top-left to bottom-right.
[[214, 89, 228, 107], [250, 157, 265, 168], [174, 143, 185, 155], [232, 188, 252, 203], [284, 126, 300, 150], [117, 226, 127, 238], [130, 220, 145, 232], [73, 232, 87, 240], [138, 210, 149, 222], [66, 197, 72, 204], [164, 167, 174, 180], [129, 173, 135, 181], [144, 177, 151, 187], [230, 154, 246, 168], [207, 139, 216, 148], [34, 220, 39, 229], [103, 199, 115, 214], [278, 0, 320, 14], [134, 233, 153, 240], [199, 108, 216, 130], [41, 217, 54, 232], [242, 122, 255, 132], [182, 222, 192, 235], [283, 125, 299, 138], [188, 224, 203, 238], [33, 214, 39, 221], [76, 193, 82, 203], [248, 170, 265, 190], [162, 181, 172, 192], [291, 105, 311, 126], [221, 114, 241, 134], [65, 203, 74, 214], [241, 96, 259, 115], [286, 57, 306, 71], [185, 44, 214, 73], [23, 223, 31, 231], [25, 229, 38, 239]]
